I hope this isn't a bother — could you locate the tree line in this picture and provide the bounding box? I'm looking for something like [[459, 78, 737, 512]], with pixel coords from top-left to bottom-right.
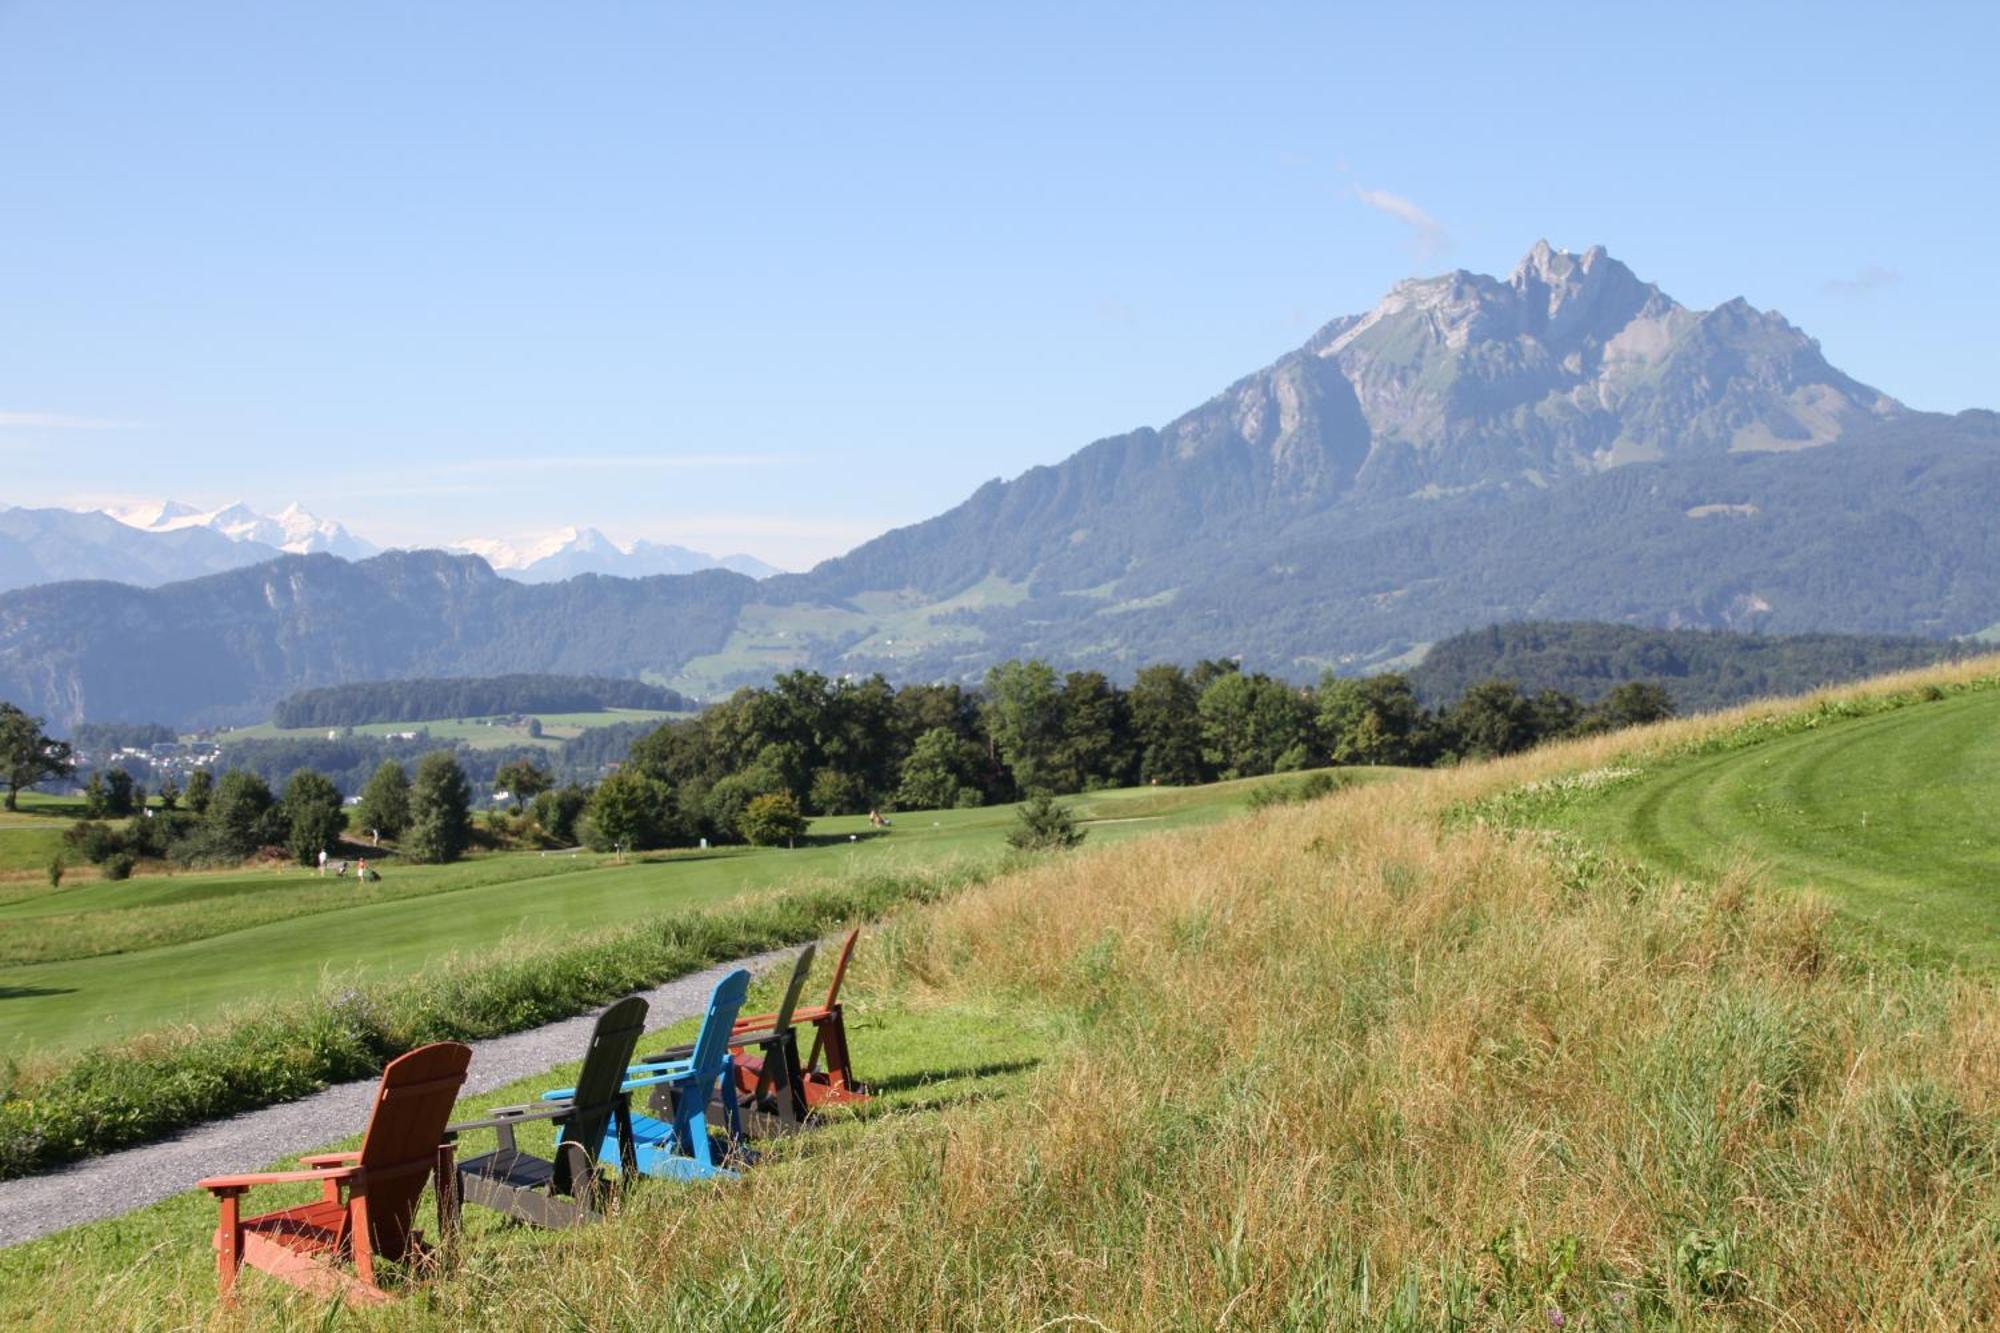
[[270, 673, 690, 729], [8, 660, 1675, 876]]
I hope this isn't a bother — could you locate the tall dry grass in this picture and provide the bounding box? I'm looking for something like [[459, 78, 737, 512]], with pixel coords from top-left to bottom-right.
[[42, 657, 2000, 1329]]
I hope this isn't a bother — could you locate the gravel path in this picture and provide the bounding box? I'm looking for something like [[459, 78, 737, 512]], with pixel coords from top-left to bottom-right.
[[0, 948, 791, 1250]]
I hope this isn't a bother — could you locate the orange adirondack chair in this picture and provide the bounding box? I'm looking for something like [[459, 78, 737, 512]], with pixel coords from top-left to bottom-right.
[[731, 927, 871, 1106], [199, 1042, 472, 1306]]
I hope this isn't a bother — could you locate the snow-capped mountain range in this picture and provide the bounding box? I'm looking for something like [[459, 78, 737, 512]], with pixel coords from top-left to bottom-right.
[[111, 499, 379, 559], [0, 499, 783, 593], [449, 525, 781, 582]]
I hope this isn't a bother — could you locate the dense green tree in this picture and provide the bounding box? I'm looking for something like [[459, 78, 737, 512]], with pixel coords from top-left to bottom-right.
[[895, 726, 983, 810], [983, 659, 1065, 794], [1445, 680, 1540, 759], [494, 757, 553, 809], [808, 767, 870, 816], [0, 703, 73, 811], [1529, 689, 1585, 742], [281, 770, 346, 867], [155, 775, 181, 811], [1198, 672, 1314, 779], [583, 768, 676, 853], [1051, 671, 1130, 792], [1590, 681, 1676, 730], [531, 783, 591, 845], [354, 760, 412, 839], [182, 767, 215, 815], [208, 770, 280, 858], [738, 791, 807, 847], [405, 752, 473, 864], [1317, 673, 1427, 766], [1128, 664, 1205, 785], [100, 768, 138, 817]]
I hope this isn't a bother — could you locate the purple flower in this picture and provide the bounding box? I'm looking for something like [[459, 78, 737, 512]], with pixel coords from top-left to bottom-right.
[[1547, 1309, 1565, 1329]]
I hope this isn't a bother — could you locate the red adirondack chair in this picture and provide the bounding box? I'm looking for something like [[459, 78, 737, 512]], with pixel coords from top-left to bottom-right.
[[199, 1042, 472, 1306], [731, 927, 871, 1106]]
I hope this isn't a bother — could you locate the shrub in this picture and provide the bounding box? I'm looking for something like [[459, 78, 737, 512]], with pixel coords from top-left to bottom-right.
[[739, 791, 808, 847], [102, 852, 136, 881], [1006, 793, 1084, 851], [46, 857, 62, 889]]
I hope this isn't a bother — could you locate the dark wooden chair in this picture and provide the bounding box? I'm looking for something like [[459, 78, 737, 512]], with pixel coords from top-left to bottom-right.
[[644, 944, 816, 1137], [199, 1041, 471, 1306], [732, 927, 872, 1107], [444, 994, 648, 1229]]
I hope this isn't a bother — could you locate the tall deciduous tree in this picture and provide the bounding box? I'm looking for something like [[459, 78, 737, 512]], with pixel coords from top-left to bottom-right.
[[182, 767, 214, 814], [282, 770, 347, 867], [983, 659, 1064, 794], [405, 752, 473, 864], [355, 760, 412, 838], [208, 770, 280, 858], [583, 768, 675, 853], [0, 702, 74, 812], [1317, 673, 1426, 766], [1128, 664, 1205, 785], [494, 757, 553, 809]]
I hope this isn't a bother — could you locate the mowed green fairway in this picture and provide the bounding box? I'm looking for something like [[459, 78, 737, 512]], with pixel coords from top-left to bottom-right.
[[1567, 688, 2000, 965], [0, 772, 1388, 1056]]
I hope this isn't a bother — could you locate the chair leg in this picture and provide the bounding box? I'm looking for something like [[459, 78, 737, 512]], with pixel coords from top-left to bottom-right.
[[436, 1143, 460, 1243], [214, 1192, 243, 1299], [349, 1190, 377, 1291]]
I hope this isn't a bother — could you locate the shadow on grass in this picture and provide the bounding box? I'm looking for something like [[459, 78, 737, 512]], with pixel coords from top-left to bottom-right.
[[0, 985, 78, 1000]]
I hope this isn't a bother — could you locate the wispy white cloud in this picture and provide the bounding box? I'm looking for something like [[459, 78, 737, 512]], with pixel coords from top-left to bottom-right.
[[1354, 186, 1449, 256], [1822, 265, 1901, 297], [0, 411, 143, 430]]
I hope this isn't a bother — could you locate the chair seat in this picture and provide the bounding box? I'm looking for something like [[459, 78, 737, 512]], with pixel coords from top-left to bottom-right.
[[458, 1147, 555, 1192], [242, 1200, 348, 1257]]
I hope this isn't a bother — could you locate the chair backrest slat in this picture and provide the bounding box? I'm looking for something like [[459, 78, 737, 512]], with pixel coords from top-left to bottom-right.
[[773, 944, 816, 1034], [821, 928, 861, 1010], [554, 995, 650, 1189], [689, 969, 752, 1088], [354, 1042, 472, 1258]]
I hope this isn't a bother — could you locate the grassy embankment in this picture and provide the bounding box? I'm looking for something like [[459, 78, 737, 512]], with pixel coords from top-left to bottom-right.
[[0, 773, 1377, 1177], [7, 663, 2000, 1327]]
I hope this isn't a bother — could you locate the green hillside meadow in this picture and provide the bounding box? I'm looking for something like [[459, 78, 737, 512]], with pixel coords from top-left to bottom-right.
[[4, 661, 2000, 1327]]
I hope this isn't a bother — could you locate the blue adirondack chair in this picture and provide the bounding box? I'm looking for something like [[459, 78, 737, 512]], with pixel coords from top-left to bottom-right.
[[541, 967, 752, 1181]]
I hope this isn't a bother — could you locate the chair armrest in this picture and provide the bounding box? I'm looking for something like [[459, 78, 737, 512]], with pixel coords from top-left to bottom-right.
[[445, 1101, 572, 1135], [639, 1041, 695, 1063], [543, 1059, 690, 1100], [297, 1151, 362, 1167], [615, 1066, 707, 1092], [200, 1166, 359, 1194]]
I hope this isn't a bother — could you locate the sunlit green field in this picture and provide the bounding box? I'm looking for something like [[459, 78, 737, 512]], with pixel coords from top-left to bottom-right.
[[0, 771, 1395, 1056], [212, 706, 688, 751], [1562, 687, 2000, 966]]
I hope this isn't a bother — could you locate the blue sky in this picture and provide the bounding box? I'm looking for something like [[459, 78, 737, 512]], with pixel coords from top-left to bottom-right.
[[1, 2, 1994, 567]]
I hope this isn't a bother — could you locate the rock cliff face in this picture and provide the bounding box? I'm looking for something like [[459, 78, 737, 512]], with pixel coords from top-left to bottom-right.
[[800, 243, 1905, 600]]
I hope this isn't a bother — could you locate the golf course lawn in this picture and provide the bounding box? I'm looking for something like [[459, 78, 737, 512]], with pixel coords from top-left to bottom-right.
[[1564, 687, 2000, 965], [0, 771, 1393, 1056]]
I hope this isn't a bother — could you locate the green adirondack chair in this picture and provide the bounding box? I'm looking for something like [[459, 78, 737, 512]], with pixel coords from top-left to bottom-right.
[[444, 994, 648, 1228]]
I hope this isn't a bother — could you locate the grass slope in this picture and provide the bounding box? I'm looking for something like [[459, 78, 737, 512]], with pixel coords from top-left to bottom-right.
[[1560, 688, 2000, 966], [7, 668, 2000, 1327]]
